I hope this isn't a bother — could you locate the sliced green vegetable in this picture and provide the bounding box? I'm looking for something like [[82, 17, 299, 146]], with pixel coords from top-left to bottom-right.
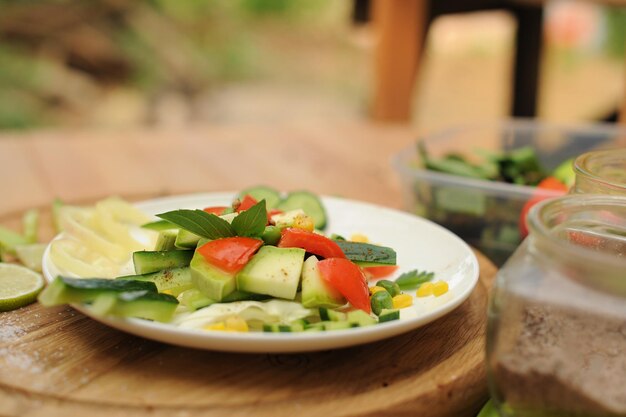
[[378, 308, 400, 323], [261, 225, 281, 245], [333, 240, 396, 266], [90, 290, 178, 322], [141, 219, 178, 231], [238, 186, 281, 209], [0, 226, 29, 256], [38, 277, 157, 307], [277, 191, 327, 229], [116, 267, 193, 296], [22, 209, 39, 243], [154, 229, 178, 251], [52, 198, 64, 233], [175, 229, 201, 249], [133, 250, 194, 275]]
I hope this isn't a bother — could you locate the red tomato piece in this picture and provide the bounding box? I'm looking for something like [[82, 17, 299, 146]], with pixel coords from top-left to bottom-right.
[[277, 228, 345, 259], [318, 258, 371, 313], [197, 237, 263, 274], [519, 177, 568, 238], [203, 206, 228, 216], [362, 265, 399, 281], [236, 195, 258, 212]]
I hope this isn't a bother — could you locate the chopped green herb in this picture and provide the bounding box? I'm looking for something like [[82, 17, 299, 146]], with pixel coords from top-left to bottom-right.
[[395, 269, 435, 291]]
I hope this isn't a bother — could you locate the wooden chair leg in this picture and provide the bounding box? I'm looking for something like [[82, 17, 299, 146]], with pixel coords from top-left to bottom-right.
[[618, 60, 626, 126], [510, 3, 543, 118], [371, 0, 427, 122]]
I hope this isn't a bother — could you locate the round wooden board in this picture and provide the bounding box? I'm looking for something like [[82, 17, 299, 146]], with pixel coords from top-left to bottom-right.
[[0, 204, 498, 417]]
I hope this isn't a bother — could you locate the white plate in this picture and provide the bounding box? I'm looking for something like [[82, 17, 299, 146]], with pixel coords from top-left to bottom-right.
[[43, 192, 479, 353]]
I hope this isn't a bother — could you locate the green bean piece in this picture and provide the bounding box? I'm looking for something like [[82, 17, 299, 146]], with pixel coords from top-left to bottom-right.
[[370, 291, 393, 316], [376, 280, 401, 297]]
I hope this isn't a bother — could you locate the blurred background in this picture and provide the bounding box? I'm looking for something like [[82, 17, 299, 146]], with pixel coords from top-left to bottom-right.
[[0, 0, 624, 132]]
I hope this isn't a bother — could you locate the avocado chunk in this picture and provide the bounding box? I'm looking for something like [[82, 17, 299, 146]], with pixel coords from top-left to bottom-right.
[[301, 256, 346, 308], [190, 250, 236, 301], [236, 246, 305, 300]]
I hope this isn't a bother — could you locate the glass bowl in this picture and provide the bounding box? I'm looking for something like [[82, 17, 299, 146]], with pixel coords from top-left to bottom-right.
[[392, 120, 626, 265]]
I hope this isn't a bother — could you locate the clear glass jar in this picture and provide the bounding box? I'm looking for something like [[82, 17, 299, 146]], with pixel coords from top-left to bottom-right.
[[487, 195, 626, 417], [573, 149, 626, 195]]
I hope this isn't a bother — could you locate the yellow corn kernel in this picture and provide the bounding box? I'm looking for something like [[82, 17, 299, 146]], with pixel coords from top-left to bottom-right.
[[350, 233, 369, 243], [204, 322, 226, 331], [392, 294, 413, 309], [225, 316, 249, 332], [416, 282, 435, 297], [161, 289, 174, 296], [292, 214, 315, 232], [369, 286, 387, 296], [433, 281, 449, 297]]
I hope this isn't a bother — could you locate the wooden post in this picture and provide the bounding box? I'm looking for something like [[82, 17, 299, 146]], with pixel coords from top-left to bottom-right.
[[371, 0, 427, 122], [617, 59, 626, 126]]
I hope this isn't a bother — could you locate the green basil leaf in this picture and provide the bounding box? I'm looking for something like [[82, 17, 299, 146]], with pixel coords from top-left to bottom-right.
[[231, 199, 267, 237], [156, 210, 235, 239], [394, 269, 434, 291]]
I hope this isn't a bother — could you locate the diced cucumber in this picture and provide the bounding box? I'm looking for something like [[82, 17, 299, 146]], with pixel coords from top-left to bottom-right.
[[38, 277, 157, 306], [262, 320, 309, 332], [141, 219, 178, 231], [378, 309, 400, 323], [190, 250, 236, 301], [133, 250, 193, 274], [277, 191, 327, 229], [346, 310, 377, 327], [333, 241, 396, 266], [236, 246, 305, 300], [239, 186, 282, 209], [175, 229, 201, 249], [91, 290, 178, 322], [323, 321, 355, 331], [301, 256, 346, 308], [154, 229, 178, 251], [178, 288, 216, 311], [320, 307, 347, 322], [116, 267, 193, 296], [261, 225, 281, 245], [222, 290, 271, 303]]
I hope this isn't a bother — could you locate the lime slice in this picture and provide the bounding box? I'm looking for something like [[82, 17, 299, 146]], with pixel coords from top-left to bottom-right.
[[0, 263, 45, 312], [15, 243, 47, 273]]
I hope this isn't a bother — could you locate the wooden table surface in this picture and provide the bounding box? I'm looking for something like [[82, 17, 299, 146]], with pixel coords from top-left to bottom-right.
[[0, 123, 496, 417]]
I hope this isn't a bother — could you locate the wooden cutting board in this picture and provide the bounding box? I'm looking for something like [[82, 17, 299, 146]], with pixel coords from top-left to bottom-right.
[[0, 204, 497, 417]]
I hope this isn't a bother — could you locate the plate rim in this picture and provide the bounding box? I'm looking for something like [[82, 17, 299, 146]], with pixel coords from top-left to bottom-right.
[[42, 191, 480, 353]]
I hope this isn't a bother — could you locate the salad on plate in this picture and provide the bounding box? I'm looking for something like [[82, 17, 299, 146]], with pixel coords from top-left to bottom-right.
[[38, 187, 449, 334]]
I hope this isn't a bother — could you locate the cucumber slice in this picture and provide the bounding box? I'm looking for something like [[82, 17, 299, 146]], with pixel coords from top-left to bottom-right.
[[277, 191, 327, 229], [133, 250, 194, 274], [116, 267, 193, 296], [346, 310, 377, 327], [175, 229, 201, 249], [155, 229, 178, 251], [318, 307, 347, 322], [238, 186, 281, 209], [378, 308, 400, 323], [333, 241, 396, 266], [91, 290, 178, 322], [38, 277, 157, 306], [141, 220, 178, 231]]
